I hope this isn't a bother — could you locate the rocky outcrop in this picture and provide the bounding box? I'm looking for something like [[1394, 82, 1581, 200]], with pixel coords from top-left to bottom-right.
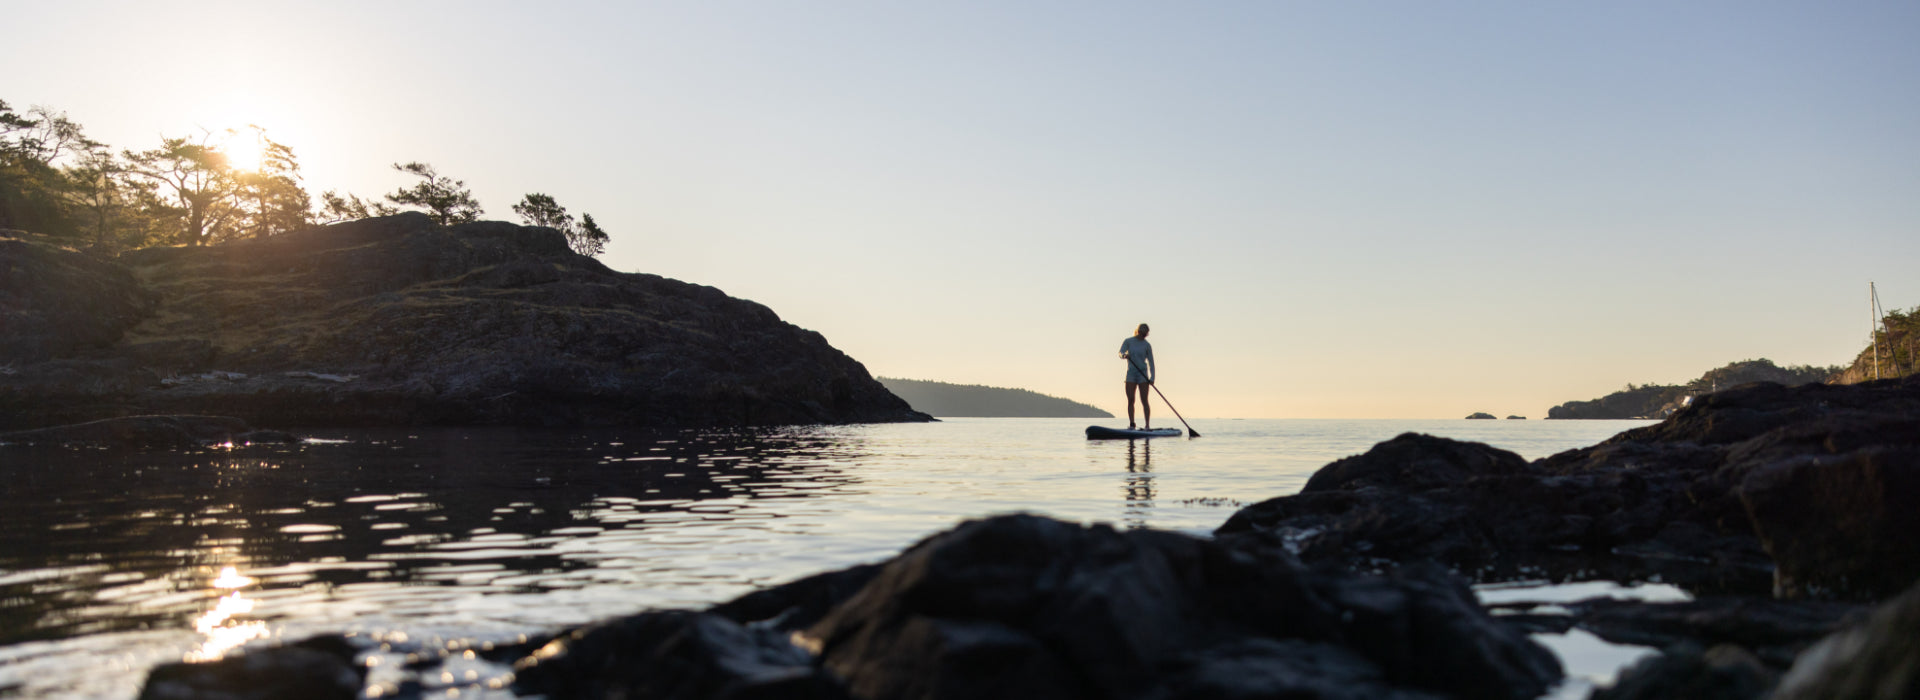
[[1220, 376, 1920, 600], [0, 215, 928, 429], [1215, 376, 1920, 697], [509, 514, 1561, 700]]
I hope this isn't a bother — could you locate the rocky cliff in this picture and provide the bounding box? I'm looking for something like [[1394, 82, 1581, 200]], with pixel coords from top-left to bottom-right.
[[0, 214, 929, 429], [1831, 306, 1919, 385]]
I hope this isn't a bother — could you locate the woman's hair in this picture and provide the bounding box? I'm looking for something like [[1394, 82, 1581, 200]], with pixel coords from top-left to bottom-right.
[[1136, 323, 1150, 336]]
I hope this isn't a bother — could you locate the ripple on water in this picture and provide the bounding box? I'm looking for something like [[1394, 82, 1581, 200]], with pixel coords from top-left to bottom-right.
[[0, 418, 1657, 698]]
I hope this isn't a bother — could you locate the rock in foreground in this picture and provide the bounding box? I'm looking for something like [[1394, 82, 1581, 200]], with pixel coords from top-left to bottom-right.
[[515, 514, 1562, 700], [0, 216, 928, 429]]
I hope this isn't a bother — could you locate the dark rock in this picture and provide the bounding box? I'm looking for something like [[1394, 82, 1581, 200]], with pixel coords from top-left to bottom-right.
[[1588, 643, 1777, 700], [1465, 412, 1496, 420], [1302, 432, 1531, 493], [1737, 442, 1920, 600], [1148, 638, 1445, 700], [1219, 377, 1920, 598], [1, 215, 929, 429], [1610, 376, 1920, 447], [1569, 596, 1866, 667], [138, 635, 364, 700], [710, 563, 884, 632], [0, 415, 252, 448], [801, 514, 1560, 700], [1771, 577, 1920, 700], [0, 235, 155, 362], [511, 610, 846, 700]]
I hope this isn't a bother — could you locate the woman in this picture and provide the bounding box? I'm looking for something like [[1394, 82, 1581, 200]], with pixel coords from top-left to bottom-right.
[[1119, 323, 1154, 429]]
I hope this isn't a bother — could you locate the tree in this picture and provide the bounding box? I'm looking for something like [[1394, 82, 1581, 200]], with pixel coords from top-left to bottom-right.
[[512, 192, 572, 230], [1, 101, 99, 236], [576, 213, 609, 257], [385, 162, 481, 225], [317, 190, 395, 223], [226, 127, 312, 239], [512, 192, 609, 256], [123, 132, 238, 245], [123, 127, 314, 245]]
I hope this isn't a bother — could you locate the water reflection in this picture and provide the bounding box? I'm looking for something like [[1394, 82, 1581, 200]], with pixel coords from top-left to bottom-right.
[[188, 567, 265, 662], [0, 418, 1659, 698], [0, 427, 869, 651], [1122, 440, 1154, 528]]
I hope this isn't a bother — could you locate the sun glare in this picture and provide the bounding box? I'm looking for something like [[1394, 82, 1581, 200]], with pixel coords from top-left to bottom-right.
[[220, 131, 265, 172]]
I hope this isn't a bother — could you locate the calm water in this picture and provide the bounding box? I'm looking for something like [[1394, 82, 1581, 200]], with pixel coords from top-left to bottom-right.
[[0, 418, 1659, 698]]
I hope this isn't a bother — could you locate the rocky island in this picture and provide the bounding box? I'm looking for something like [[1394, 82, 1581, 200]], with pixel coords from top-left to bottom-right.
[[1546, 359, 1839, 420], [0, 214, 929, 432], [876, 377, 1112, 418]]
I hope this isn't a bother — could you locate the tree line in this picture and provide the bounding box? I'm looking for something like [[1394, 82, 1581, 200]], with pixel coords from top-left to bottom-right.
[[0, 99, 609, 256]]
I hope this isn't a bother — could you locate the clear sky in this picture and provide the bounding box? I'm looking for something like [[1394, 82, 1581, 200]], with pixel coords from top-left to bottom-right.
[[7, 1, 1917, 418]]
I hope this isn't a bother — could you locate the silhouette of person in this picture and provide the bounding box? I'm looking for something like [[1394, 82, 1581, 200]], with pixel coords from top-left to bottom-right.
[[1119, 323, 1154, 429]]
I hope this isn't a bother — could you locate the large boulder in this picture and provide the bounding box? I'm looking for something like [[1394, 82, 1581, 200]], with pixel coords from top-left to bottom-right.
[[0, 215, 928, 429], [512, 610, 846, 700], [1218, 377, 1920, 599], [797, 514, 1559, 700]]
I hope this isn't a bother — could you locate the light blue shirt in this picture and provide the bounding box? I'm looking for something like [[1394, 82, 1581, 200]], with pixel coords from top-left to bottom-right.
[[1120, 336, 1154, 383]]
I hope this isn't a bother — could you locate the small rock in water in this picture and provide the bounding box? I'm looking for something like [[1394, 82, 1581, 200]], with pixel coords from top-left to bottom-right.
[[138, 635, 364, 700]]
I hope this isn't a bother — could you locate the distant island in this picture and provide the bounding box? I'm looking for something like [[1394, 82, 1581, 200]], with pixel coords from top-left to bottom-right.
[[877, 378, 1113, 418], [1546, 358, 1841, 419]]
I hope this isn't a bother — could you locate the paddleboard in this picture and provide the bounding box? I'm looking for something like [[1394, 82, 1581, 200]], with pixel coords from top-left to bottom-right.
[[1085, 426, 1184, 440]]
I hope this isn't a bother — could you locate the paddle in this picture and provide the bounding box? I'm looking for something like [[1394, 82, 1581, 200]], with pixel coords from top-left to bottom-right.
[[1127, 355, 1200, 438]]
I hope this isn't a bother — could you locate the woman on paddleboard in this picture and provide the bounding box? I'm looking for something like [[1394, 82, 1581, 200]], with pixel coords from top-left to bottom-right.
[[1119, 323, 1154, 429]]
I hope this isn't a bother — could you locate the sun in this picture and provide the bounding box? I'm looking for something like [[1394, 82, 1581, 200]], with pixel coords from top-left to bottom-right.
[[219, 129, 265, 172]]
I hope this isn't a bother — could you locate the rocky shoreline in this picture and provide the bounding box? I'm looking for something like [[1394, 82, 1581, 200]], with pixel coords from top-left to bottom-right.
[[1, 215, 929, 431], [133, 376, 1920, 699]]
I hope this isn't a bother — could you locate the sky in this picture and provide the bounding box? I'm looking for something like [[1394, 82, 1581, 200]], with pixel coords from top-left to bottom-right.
[[7, 1, 1917, 418]]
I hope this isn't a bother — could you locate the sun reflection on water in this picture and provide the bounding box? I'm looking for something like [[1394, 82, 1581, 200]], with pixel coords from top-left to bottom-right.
[[185, 566, 268, 662]]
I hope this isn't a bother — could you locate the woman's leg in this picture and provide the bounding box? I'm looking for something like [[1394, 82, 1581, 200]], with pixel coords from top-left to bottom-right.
[[1125, 382, 1139, 428]]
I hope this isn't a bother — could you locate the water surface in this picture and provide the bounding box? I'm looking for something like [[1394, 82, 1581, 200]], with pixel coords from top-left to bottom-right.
[[0, 418, 1657, 698]]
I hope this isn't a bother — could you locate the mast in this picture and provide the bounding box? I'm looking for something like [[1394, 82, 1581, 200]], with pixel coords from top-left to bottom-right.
[[1871, 282, 1881, 381]]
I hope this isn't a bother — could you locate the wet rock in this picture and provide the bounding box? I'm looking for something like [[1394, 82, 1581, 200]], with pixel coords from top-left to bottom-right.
[[2, 214, 929, 429], [710, 563, 884, 632], [512, 610, 846, 700], [1218, 377, 1920, 598], [801, 514, 1560, 700], [1588, 643, 1776, 700], [138, 635, 364, 700], [0, 415, 252, 448], [1302, 432, 1532, 493], [1218, 433, 1769, 591], [1569, 597, 1865, 668], [1770, 577, 1920, 700]]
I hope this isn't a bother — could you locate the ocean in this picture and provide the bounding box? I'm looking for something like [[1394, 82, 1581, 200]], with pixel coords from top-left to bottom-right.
[[0, 417, 1665, 698]]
